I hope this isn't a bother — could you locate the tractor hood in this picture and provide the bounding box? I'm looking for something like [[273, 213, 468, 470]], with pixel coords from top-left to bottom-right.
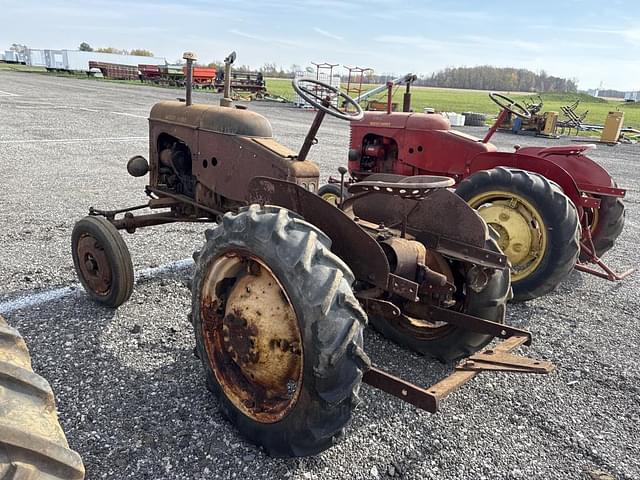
[[356, 111, 450, 131], [149, 101, 273, 137]]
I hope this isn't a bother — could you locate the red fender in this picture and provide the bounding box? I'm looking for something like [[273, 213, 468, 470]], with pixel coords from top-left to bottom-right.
[[467, 152, 591, 214], [515, 146, 624, 198]]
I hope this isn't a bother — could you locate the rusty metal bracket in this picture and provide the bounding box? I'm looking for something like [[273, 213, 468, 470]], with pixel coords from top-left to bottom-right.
[[458, 349, 554, 373], [415, 231, 508, 270], [356, 296, 402, 318], [363, 335, 554, 413], [363, 366, 437, 412], [418, 305, 532, 345], [387, 273, 420, 302]]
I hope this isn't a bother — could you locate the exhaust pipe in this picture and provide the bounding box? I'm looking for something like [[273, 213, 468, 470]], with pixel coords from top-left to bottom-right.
[[220, 51, 236, 108], [182, 51, 197, 106]]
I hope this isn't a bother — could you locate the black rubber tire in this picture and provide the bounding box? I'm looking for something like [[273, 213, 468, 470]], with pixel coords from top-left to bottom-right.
[[191, 204, 369, 457], [368, 235, 511, 362], [318, 183, 350, 206], [456, 167, 580, 302], [582, 192, 625, 260], [0, 315, 85, 479], [71, 216, 134, 308], [462, 112, 487, 127]]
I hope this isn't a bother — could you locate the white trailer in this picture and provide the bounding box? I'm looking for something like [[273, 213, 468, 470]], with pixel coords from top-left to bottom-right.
[[27, 49, 46, 67], [61, 50, 166, 72]]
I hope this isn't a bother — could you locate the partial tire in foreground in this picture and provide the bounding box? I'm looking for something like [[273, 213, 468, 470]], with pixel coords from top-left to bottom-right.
[[457, 167, 580, 302], [368, 235, 511, 362], [191, 205, 369, 457], [0, 315, 85, 479], [71, 216, 134, 308]]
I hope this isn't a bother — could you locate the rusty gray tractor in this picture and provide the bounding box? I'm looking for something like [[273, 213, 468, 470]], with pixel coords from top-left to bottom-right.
[[72, 52, 553, 456]]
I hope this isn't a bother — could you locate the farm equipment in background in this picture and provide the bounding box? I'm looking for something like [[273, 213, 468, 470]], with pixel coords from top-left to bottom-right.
[[499, 95, 559, 138], [71, 51, 553, 457], [320, 88, 631, 301], [214, 69, 266, 97], [88, 61, 138, 80], [352, 73, 417, 112], [189, 66, 216, 88]]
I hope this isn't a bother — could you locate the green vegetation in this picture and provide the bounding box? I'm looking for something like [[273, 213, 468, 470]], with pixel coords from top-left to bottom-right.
[[266, 78, 640, 128], [0, 63, 47, 73], [423, 66, 577, 93]]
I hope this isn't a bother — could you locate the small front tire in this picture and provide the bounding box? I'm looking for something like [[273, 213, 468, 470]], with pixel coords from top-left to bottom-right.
[[71, 216, 134, 308]]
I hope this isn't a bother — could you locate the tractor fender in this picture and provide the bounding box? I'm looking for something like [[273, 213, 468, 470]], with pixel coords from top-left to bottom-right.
[[515, 146, 623, 197], [468, 152, 586, 212], [246, 176, 391, 289]]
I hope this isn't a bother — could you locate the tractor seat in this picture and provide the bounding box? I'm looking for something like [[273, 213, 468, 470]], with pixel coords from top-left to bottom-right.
[[348, 175, 455, 200]]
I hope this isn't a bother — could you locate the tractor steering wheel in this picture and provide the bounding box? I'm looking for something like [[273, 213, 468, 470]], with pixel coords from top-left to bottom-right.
[[489, 92, 532, 119], [293, 78, 363, 121]]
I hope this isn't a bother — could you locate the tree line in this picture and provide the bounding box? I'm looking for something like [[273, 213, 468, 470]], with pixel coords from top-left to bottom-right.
[[418, 66, 578, 93], [79, 42, 153, 57]]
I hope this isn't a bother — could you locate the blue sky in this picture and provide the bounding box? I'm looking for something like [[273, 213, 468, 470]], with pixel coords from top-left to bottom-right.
[[2, 0, 638, 90]]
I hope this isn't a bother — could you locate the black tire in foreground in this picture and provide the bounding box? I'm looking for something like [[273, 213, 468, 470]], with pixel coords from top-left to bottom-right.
[[191, 205, 369, 457], [71, 216, 134, 308], [368, 235, 512, 362], [456, 167, 580, 302], [0, 315, 85, 479], [582, 193, 625, 260]]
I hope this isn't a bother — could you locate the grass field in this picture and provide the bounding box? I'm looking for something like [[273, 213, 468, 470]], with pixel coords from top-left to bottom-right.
[[2, 63, 637, 130], [266, 77, 640, 129]]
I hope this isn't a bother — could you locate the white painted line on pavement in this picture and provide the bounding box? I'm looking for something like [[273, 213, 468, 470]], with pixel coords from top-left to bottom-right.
[[110, 111, 147, 119], [0, 136, 147, 144], [0, 257, 194, 315]]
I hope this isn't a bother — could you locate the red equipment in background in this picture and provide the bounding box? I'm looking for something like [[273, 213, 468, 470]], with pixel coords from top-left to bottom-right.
[[328, 88, 631, 301], [186, 66, 216, 87]]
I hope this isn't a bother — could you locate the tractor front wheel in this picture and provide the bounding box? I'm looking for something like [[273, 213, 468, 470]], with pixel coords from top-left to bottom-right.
[[71, 216, 134, 308], [191, 205, 368, 457], [456, 167, 580, 302]]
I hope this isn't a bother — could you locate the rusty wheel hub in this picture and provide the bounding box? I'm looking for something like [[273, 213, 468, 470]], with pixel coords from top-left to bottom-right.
[[76, 234, 112, 295], [201, 253, 303, 423]]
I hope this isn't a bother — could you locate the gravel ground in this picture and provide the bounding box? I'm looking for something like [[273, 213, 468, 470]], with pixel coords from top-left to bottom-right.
[[1, 71, 639, 480]]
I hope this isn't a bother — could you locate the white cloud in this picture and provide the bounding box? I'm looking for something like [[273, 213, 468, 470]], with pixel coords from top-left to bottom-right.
[[313, 27, 343, 41]]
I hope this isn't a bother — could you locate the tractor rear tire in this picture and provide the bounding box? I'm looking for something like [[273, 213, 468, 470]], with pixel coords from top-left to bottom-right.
[[71, 216, 134, 308], [191, 205, 368, 457], [463, 112, 487, 127], [368, 235, 511, 362], [456, 167, 580, 302], [582, 193, 625, 260], [0, 316, 85, 479]]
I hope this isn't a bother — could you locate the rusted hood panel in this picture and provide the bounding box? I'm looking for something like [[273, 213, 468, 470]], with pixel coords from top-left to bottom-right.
[[150, 101, 273, 137]]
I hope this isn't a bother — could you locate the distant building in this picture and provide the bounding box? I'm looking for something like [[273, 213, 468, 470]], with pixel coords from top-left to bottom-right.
[[23, 48, 166, 71], [586, 88, 599, 98], [624, 91, 639, 102]]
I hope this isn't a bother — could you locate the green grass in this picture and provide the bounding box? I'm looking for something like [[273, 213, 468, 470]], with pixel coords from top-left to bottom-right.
[[266, 78, 640, 129], [0, 63, 47, 73]]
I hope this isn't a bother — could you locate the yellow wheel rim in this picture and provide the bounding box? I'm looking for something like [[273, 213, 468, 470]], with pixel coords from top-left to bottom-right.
[[468, 191, 547, 281], [321, 192, 340, 206], [200, 253, 303, 423]]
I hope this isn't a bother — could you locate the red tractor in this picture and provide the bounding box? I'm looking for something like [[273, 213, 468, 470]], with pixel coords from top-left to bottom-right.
[[321, 89, 630, 301]]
